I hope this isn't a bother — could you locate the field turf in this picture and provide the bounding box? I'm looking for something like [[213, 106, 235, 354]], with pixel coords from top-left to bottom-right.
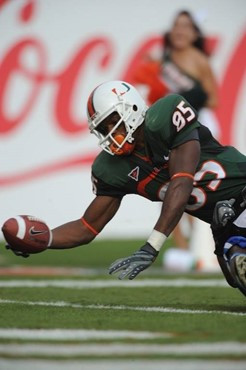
[[0, 239, 245, 369]]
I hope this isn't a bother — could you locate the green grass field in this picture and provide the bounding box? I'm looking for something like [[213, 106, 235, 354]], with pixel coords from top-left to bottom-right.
[[0, 239, 245, 369]]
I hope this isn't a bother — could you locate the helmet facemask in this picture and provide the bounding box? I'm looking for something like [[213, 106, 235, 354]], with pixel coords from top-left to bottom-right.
[[96, 103, 139, 155]]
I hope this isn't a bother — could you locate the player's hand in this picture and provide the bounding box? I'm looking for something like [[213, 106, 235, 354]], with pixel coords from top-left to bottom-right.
[[5, 244, 30, 258], [212, 198, 236, 228], [109, 243, 158, 280]]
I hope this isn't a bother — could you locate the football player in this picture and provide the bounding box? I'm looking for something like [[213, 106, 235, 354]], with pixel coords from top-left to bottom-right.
[[5, 81, 246, 296]]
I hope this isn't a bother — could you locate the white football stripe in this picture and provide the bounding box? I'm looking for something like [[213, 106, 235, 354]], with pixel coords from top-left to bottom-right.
[[47, 230, 53, 247], [15, 216, 26, 239]]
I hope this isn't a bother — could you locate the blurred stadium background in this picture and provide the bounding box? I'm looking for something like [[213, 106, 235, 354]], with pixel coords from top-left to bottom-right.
[[0, 1, 246, 368]]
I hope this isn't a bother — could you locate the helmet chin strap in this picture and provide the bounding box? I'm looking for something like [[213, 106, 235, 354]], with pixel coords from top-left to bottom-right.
[[110, 134, 135, 156]]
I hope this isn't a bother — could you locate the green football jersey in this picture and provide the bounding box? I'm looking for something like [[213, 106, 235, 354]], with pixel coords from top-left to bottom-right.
[[92, 94, 246, 223]]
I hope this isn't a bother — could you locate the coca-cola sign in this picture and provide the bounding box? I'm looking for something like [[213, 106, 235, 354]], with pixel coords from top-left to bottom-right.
[[0, 0, 245, 236]]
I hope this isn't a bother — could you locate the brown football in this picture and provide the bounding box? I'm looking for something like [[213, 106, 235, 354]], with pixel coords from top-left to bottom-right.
[[1, 215, 52, 254]]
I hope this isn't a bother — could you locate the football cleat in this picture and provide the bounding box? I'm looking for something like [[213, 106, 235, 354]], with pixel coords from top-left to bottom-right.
[[227, 244, 246, 296]]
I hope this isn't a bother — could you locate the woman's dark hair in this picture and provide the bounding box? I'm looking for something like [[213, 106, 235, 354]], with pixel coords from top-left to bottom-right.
[[163, 10, 206, 54]]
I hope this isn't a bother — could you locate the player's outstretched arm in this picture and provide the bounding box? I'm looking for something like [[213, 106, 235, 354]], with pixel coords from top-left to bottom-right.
[[50, 195, 122, 249], [2, 196, 121, 257], [109, 140, 200, 280]]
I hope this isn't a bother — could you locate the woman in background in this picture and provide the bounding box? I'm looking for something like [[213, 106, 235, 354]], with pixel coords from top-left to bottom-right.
[[134, 10, 218, 270], [134, 10, 217, 110], [161, 10, 217, 110]]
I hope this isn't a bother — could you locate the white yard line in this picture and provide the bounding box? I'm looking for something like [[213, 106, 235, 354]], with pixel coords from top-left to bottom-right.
[[0, 328, 171, 340], [0, 278, 229, 288], [0, 359, 246, 370], [0, 298, 245, 316], [0, 342, 245, 356]]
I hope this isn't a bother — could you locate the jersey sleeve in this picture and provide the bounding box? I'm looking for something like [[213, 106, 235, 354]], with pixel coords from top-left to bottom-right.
[[91, 172, 125, 198], [146, 94, 201, 150]]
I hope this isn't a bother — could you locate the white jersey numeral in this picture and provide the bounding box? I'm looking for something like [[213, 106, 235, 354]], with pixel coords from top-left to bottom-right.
[[172, 100, 196, 132], [158, 160, 226, 211], [187, 160, 226, 211], [91, 175, 98, 194]]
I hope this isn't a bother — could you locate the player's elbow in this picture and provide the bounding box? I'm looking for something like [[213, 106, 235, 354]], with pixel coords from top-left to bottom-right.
[[74, 222, 97, 246], [170, 178, 193, 206], [81, 232, 96, 245]]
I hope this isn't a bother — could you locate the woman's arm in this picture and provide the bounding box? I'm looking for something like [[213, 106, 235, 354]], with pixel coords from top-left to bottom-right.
[[199, 57, 218, 109]]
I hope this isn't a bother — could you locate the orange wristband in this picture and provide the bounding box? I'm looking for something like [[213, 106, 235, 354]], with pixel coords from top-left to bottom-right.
[[81, 217, 99, 236], [171, 172, 194, 181]]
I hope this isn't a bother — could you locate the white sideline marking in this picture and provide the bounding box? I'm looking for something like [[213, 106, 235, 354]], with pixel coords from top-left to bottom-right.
[[0, 328, 170, 340], [0, 342, 245, 356], [0, 278, 229, 288], [0, 359, 246, 370], [0, 298, 245, 316]]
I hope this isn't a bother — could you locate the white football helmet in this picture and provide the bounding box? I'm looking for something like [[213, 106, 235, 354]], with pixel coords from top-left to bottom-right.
[[87, 80, 148, 155]]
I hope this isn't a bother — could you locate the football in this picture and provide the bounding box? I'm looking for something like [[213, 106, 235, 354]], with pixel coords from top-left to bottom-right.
[[1, 215, 52, 254]]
